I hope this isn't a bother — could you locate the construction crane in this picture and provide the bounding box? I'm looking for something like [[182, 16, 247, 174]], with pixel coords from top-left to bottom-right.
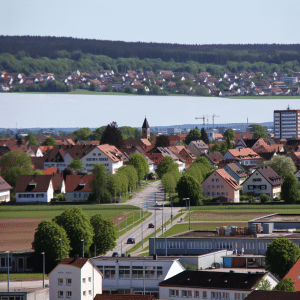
[[195, 116, 206, 129], [212, 114, 220, 129]]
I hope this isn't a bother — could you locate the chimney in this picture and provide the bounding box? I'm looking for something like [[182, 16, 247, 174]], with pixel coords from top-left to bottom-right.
[[74, 254, 80, 261]]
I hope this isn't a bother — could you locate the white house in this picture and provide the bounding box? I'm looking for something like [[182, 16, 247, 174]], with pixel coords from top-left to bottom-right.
[[15, 175, 54, 203], [49, 256, 102, 300], [65, 174, 94, 201], [91, 256, 185, 298], [223, 148, 261, 167], [0, 176, 12, 202], [159, 270, 278, 300]]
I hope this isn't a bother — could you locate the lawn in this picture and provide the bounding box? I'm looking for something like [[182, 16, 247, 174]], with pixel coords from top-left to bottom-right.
[[228, 96, 300, 99], [0, 273, 48, 281]]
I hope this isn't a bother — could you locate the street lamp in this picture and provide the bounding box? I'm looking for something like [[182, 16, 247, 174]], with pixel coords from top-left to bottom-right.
[[81, 240, 84, 258], [59, 239, 62, 261], [140, 202, 142, 220], [162, 203, 164, 235], [141, 220, 144, 249], [41, 252, 45, 288], [183, 198, 191, 230], [5, 251, 9, 292], [165, 219, 167, 257], [170, 197, 173, 226], [118, 218, 122, 238], [121, 241, 123, 254]]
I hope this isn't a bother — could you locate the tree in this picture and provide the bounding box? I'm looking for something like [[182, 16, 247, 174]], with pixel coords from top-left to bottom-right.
[[69, 158, 83, 172], [100, 121, 123, 149], [281, 173, 300, 204], [254, 279, 272, 291], [54, 208, 94, 257], [176, 175, 203, 206], [90, 214, 117, 255], [155, 135, 170, 147], [200, 128, 210, 145], [264, 156, 296, 179], [73, 128, 92, 141], [210, 141, 221, 153], [89, 164, 110, 203], [195, 86, 208, 96], [127, 153, 149, 181], [161, 170, 181, 194], [260, 194, 271, 203], [249, 124, 268, 138], [25, 132, 39, 146], [185, 128, 202, 145], [117, 165, 139, 193], [265, 238, 300, 279], [42, 137, 58, 146], [273, 278, 296, 292], [89, 82, 97, 91], [223, 128, 235, 141], [32, 220, 71, 272], [156, 156, 179, 179]]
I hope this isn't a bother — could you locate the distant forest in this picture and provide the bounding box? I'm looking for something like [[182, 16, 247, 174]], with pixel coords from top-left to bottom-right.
[[0, 36, 300, 76]]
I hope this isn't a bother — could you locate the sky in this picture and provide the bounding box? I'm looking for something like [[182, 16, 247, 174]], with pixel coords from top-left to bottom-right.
[[1, 0, 300, 45]]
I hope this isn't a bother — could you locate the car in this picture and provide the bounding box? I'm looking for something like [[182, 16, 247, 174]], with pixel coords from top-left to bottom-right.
[[112, 252, 119, 257], [121, 253, 126, 257], [148, 223, 154, 228], [127, 238, 135, 244]]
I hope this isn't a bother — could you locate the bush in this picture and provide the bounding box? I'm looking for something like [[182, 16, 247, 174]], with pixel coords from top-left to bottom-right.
[[260, 194, 271, 204]]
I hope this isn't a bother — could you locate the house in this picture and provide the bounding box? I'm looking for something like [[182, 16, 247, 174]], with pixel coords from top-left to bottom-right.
[[242, 166, 282, 199], [283, 257, 300, 291], [0, 176, 12, 202], [159, 270, 278, 300], [223, 162, 249, 185], [65, 174, 94, 201], [15, 175, 54, 203], [91, 255, 185, 297], [49, 256, 102, 300], [244, 290, 300, 300], [295, 169, 300, 182], [189, 140, 209, 154], [0, 251, 34, 273], [202, 169, 241, 202], [0, 288, 49, 300], [223, 148, 261, 167], [27, 145, 44, 157], [204, 152, 224, 168], [234, 139, 268, 151]]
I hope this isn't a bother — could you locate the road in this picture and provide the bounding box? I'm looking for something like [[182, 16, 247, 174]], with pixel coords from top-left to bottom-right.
[[0, 279, 49, 290], [106, 181, 182, 256]]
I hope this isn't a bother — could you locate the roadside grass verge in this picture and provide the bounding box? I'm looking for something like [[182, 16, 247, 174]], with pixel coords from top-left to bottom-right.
[[0, 273, 48, 281]]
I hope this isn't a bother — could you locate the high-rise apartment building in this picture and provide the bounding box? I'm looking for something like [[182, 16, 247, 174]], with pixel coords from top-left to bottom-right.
[[274, 107, 300, 139]]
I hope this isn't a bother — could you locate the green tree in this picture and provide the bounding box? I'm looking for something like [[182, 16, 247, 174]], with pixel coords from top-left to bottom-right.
[[25, 132, 39, 146], [182, 263, 198, 270], [249, 124, 269, 138], [92, 126, 106, 141], [185, 128, 202, 145], [254, 279, 272, 291], [161, 170, 181, 194], [73, 128, 92, 141], [264, 156, 296, 179], [223, 128, 235, 141], [32, 220, 71, 272], [210, 141, 221, 153], [54, 208, 94, 257], [117, 165, 139, 193], [69, 158, 83, 172], [127, 153, 149, 181], [42, 137, 58, 146], [265, 238, 300, 279], [260, 194, 272, 203], [200, 128, 210, 145], [90, 214, 117, 255], [273, 278, 296, 292], [281, 173, 300, 204], [155, 135, 170, 147], [101, 121, 123, 149], [124, 86, 134, 94], [195, 86, 209, 96], [156, 156, 179, 179], [90, 164, 110, 203], [176, 174, 203, 206], [89, 82, 97, 91]]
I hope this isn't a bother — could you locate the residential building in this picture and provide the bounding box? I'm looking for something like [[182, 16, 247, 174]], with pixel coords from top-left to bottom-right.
[[204, 152, 224, 168], [167, 127, 182, 136], [65, 174, 94, 201], [223, 254, 265, 269], [234, 139, 268, 151], [0, 176, 12, 202], [244, 290, 300, 300], [223, 148, 261, 167], [189, 140, 209, 154], [0, 288, 49, 300], [159, 270, 278, 300], [223, 162, 248, 185], [0, 251, 33, 273], [49, 256, 102, 300], [202, 169, 241, 202], [242, 166, 282, 198], [91, 256, 185, 297], [15, 175, 54, 203], [274, 108, 300, 139], [283, 257, 300, 291]]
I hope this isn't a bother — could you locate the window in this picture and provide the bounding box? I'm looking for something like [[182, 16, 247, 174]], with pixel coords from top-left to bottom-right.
[[145, 266, 156, 279], [211, 179, 214, 182], [58, 291, 63, 298], [253, 178, 261, 182], [248, 185, 254, 190], [89, 290, 92, 296], [119, 266, 130, 279], [217, 185, 220, 188], [235, 293, 241, 300], [194, 291, 200, 298], [93, 153, 96, 156], [203, 291, 207, 299], [216, 179, 219, 182], [221, 185, 224, 188], [104, 266, 116, 279], [0, 257, 11, 268], [67, 278, 72, 285], [132, 266, 143, 279], [169, 289, 179, 297], [182, 290, 192, 298], [207, 185, 210, 189], [88, 277, 91, 283], [82, 278, 86, 283], [58, 278, 63, 285], [260, 185, 267, 190], [212, 185, 215, 188], [83, 291, 86, 297], [67, 291, 72, 298]]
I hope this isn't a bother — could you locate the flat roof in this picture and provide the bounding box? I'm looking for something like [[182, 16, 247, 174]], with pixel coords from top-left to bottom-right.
[[92, 256, 179, 262], [249, 213, 300, 223]]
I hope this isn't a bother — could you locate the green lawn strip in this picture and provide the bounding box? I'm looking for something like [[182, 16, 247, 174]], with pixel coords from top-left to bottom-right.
[[0, 273, 48, 281], [0, 204, 141, 219], [161, 222, 248, 237], [188, 204, 300, 211], [138, 252, 150, 256], [228, 96, 300, 99]]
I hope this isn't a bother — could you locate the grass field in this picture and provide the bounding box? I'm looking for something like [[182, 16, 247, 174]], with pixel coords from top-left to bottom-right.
[[228, 96, 300, 99], [0, 273, 48, 281]]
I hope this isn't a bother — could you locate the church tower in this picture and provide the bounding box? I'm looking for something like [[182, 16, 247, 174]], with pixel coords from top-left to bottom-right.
[[142, 117, 150, 139]]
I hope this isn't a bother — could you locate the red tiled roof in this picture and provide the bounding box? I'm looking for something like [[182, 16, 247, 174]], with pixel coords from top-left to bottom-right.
[[284, 257, 300, 291], [41, 167, 59, 175], [97, 144, 123, 162], [65, 175, 94, 192], [15, 175, 52, 193], [215, 169, 241, 190], [0, 176, 12, 192], [227, 148, 261, 160], [59, 257, 89, 269]]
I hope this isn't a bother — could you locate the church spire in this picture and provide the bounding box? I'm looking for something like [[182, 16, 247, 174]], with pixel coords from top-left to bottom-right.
[[142, 117, 150, 139]]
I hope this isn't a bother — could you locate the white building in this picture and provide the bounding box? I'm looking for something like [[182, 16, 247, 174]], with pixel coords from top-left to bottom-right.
[[0, 176, 12, 202], [91, 256, 185, 298], [159, 270, 278, 300], [223, 148, 261, 167], [49, 256, 102, 300], [274, 108, 300, 139]]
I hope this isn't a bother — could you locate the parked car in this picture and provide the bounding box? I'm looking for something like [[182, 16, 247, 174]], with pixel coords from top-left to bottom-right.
[[148, 223, 154, 228], [127, 238, 135, 244], [112, 252, 119, 257]]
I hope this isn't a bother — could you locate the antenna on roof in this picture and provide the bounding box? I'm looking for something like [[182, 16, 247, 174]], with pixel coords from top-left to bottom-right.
[[287, 104, 290, 110]]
